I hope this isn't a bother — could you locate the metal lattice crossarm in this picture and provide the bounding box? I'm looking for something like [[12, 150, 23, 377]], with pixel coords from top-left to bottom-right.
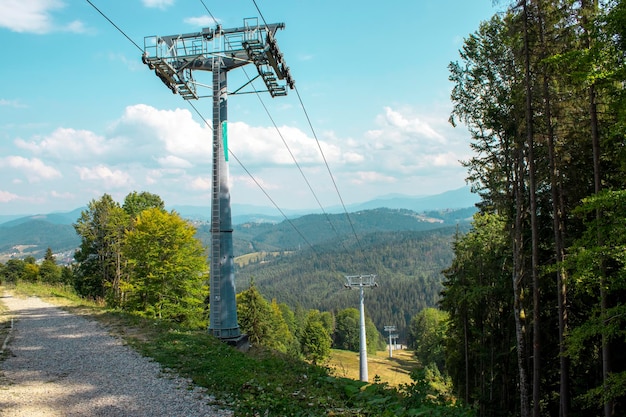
[[142, 18, 294, 100], [345, 274, 378, 288]]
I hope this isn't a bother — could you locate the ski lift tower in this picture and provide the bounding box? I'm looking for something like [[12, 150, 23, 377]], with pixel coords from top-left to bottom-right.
[[142, 18, 294, 344], [345, 274, 378, 382], [384, 325, 396, 358]]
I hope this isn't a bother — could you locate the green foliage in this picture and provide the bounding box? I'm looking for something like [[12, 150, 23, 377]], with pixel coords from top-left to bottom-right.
[[22, 260, 39, 283], [300, 311, 332, 365], [409, 307, 449, 372], [73, 194, 128, 302], [440, 213, 516, 413], [269, 299, 298, 354], [334, 307, 385, 355], [39, 248, 62, 284], [0, 257, 68, 285], [399, 364, 473, 417], [237, 282, 273, 346], [1, 259, 25, 284], [123, 208, 207, 327], [122, 191, 165, 219], [565, 190, 626, 407], [72, 192, 209, 328], [335, 308, 360, 351], [237, 228, 459, 342]]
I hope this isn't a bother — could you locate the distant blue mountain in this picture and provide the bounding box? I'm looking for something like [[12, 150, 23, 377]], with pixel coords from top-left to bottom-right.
[[0, 187, 479, 227], [0, 208, 85, 228], [341, 186, 479, 212], [0, 188, 479, 261], [172, 186, 479, 225]]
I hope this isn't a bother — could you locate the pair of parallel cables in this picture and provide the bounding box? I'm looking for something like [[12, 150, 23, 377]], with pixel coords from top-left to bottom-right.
[[86, 0, 374, 275]]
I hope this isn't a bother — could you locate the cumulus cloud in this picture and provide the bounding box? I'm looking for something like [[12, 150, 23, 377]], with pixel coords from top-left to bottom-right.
[[0, 101, 470, 213], [142, 0, 174, 10], [1, 156, 61, 182], [230, 123, 347, 167], [184, 15, 215, 27], [114, 104, 211, 161], [375, 107, 445, 142], [76, 165, 132, 188], [0, 190, 20, 203], [190, 176, 211, 191], [349, 171, 397, 185], [157, 155, 192, 168], [0, 0, 85, 34], [15, 128, 112, 161], [356, 106, 469, 178]]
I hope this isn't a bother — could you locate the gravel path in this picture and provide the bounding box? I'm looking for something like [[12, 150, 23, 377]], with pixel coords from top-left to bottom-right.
[[0, 293, 233, 417]]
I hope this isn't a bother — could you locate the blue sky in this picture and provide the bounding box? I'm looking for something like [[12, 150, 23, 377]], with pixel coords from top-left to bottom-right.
[[0, 0, 499, 216]]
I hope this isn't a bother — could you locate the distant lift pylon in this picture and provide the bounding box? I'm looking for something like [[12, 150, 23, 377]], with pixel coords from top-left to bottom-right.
[[142, 18, 294, 344]]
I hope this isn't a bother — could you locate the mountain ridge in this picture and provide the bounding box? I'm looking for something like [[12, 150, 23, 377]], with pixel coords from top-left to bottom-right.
[[0, 186, 478, 227], [0, 187, 478, 262]]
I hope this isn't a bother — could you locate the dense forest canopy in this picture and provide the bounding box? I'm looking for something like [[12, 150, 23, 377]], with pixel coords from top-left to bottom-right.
[[236, 227, 464, 342]]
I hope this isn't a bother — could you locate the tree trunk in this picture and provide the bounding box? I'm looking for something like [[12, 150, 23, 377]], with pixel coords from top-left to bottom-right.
[[590, 81, 612, 417], [521, 2, 541, 416], [536, 1, 571, 414], [513, 143, 530, 417], [580, 0, 611, 415], [464, 311, 470, 404]]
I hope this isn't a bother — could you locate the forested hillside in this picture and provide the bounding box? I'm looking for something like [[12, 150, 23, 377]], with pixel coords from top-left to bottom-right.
[[194, 207, 473, 257], [0, 220, 79, 260], [235, 226, 468, 342]]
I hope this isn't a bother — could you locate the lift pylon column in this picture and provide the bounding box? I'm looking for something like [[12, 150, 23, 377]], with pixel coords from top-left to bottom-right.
[[345, 274, 378, 382], [142, 19, 294, 344], [209, 58, 241, 339]]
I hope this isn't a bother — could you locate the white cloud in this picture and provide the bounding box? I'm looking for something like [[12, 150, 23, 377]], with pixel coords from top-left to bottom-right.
[[230, 123, 347, 167], [355, 106, 470, 178], [62, 20, 86, 33], [376, 107, 445, 142], [0, 0, 85, 34], [0, 101, 471, 214], [142, 0, 174, 10], [49, 190, 75, 199], [76, 165, 132, 188], [1, 156, 61, 182], [190, 176, 211, 191], [184, 15, 215, 27], [157, 155, 192, 168], [0, 190, 20, 203], [15, 128, 112, 161], [115, 104, 211, 161], [349, 171, 397, 185]]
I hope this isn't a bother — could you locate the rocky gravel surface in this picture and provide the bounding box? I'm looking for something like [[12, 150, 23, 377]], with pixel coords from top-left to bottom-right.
[[0, 293, 233, 417]]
